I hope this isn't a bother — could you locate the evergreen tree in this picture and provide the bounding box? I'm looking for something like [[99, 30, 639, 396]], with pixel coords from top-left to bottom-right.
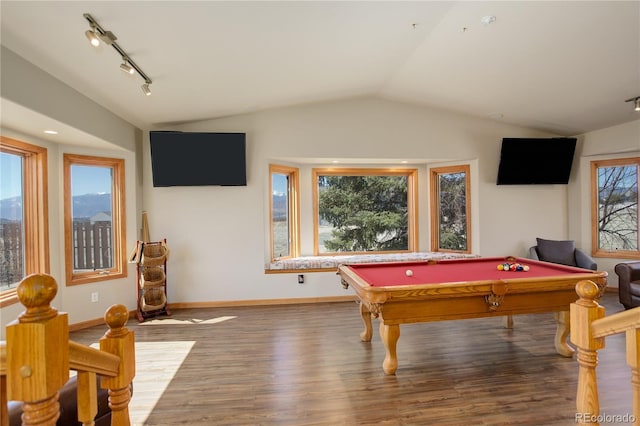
[[437, 172, 467, 251], [318, 175, 408, 252]]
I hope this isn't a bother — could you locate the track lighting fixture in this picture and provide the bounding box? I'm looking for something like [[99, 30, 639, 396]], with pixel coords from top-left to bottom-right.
[[120, 58, 134, 75], [83, 13, 152, 95], [84, 25, 100, 47], [625, 96, 640, 112]]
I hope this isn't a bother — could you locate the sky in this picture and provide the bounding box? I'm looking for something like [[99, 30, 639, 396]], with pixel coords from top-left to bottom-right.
[[71, 165, 112, 196], [1, 152, 22, 199], [272, 173, 287, 196], [1, 152, 111, 199]]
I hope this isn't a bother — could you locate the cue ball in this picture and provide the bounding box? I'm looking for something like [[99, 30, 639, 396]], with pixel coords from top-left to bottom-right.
[[406, 269, 413, 277]]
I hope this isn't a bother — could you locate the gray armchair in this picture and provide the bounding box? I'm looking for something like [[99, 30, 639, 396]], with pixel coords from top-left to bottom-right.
[[528, 237, 597, 271], [614, 262, 640, 310]]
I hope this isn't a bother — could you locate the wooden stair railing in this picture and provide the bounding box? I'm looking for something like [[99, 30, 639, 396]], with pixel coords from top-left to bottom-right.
[[570, 280, 640, 425], [0, 273, 135, 426]]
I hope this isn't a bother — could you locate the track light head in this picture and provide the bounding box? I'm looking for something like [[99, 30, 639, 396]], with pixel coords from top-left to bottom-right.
[[625, 96, 640, 112], [85, 28, 100, 47], [141, 83, 151, 96], [120, 59, 134, 75]]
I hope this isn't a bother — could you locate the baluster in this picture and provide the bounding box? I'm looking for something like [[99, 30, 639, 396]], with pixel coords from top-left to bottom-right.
[[570, 280, 606, 425], [76, 370, 98, 426], [627, 329, 639, 426], [1, 342, 8, 426], [100, 305, 135, 426], [6, 274, 69, 426]]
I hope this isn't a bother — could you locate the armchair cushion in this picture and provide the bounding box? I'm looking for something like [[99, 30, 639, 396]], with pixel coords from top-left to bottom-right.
[[535, 238, 577, 267]]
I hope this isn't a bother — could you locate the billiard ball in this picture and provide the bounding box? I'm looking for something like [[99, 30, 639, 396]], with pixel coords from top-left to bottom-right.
[[406, 269, 413, 277]]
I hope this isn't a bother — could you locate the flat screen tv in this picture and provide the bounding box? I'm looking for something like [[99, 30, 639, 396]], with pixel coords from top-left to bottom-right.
[[150, 131, 247, 187], [496, 137, 577, 185]]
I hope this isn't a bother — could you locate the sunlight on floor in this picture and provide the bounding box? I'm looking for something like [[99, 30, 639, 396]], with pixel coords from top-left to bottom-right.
[[138, 316, 237, 326], [129, 341, 195, 425], [82, 316, 237, 424]]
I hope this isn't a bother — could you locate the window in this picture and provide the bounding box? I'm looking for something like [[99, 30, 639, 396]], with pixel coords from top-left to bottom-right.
[[269, 165, 300, 261], [591, 157, 639, 259], [313, 168, 417, 255], [0, 137, 49, 306], [64, 154, 126, 285], [430, 165, 471, 253]]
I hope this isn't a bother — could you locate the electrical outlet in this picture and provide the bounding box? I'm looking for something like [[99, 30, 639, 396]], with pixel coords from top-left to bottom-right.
[[91, 292, 99, 303], [297, 274, 304, 284]]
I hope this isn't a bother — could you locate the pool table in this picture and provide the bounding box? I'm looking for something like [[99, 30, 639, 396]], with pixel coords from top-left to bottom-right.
[[337, 256, 607, 375]]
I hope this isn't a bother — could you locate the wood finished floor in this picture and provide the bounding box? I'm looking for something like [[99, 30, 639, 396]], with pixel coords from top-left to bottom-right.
[[71, 293, 633, 426]]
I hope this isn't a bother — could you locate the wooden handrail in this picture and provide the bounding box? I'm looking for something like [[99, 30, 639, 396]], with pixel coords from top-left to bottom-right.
[[69, 340, 120, 377], [2, 273, 134, 426], [570, 280, 639, 426], [591, 306, 640, 339]]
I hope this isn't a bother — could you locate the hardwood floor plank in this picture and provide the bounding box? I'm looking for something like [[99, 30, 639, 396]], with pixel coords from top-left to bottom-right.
[[69, 293, 632, 425]]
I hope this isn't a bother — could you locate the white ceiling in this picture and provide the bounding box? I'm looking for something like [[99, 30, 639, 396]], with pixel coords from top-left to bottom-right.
[[1, 1, 639, 144]]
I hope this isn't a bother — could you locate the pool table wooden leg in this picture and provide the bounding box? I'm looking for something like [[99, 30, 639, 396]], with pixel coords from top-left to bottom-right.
[[359, 302, 373, 342], [555, 310, 575, 357], [503, 314, 514, 329], [379, 322, 400, 375]]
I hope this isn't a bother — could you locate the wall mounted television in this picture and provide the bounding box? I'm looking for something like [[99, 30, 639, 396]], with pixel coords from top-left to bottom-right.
[[150, 131, 247, 187], [496, 137, 577, 185]]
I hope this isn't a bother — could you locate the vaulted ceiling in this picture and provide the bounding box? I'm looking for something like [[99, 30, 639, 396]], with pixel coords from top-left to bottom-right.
[[2, 1, 639, 142]]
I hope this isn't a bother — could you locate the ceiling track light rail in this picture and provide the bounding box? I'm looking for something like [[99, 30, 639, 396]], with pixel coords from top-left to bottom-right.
[[83, 13, 152, 94]]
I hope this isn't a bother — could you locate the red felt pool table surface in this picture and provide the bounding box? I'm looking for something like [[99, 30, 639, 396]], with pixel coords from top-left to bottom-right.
[[337, 256, 608, 375], [345, 256, 595, 288]]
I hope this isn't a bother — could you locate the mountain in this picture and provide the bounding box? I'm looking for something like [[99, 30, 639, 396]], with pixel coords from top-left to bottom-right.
[[272, 193, 287, 220], [0, 196, 22, 221], [72, 193, 112, 219], [0, 193, 112, 220]]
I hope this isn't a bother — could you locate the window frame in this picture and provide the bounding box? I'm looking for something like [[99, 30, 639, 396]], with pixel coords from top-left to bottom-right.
[[312, 167, 418, 256], [0, 136, 49, 307], [269, 164, 300, 262], [63, 153, 127, 285], [590, 157, 640, 259], [429, 164, 472, 254]]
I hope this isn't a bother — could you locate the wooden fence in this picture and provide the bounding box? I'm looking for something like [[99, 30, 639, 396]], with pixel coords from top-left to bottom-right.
[[72, 220, 113, 270], [0, 222, 23, 287], [1, 220, 112, 287]]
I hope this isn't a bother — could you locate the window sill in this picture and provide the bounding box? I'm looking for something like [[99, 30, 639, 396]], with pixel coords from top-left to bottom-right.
[[265, 252, 479, 273], [67, 270, 127, 286]]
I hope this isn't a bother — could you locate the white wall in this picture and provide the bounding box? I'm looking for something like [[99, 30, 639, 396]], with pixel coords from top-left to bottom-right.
[[144, 97, 579, 304], [1, 47, 139, 152]]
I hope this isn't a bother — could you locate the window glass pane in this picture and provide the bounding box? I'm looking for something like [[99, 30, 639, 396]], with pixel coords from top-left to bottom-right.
[[0, 152, 24, 290], [438, 172, 468, 251], [272, 173, 290, 258], [317, 175, 408, 253], [597, 164, 639, 251], [71, 165, 114, 271]]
